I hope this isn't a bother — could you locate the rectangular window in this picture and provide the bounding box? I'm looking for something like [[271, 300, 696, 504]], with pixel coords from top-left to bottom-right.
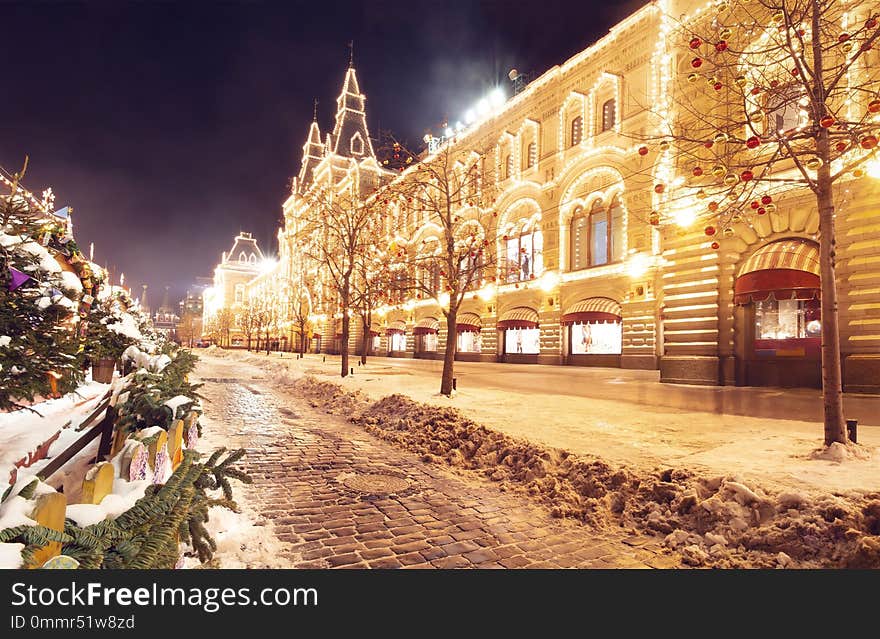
[[457, 330, 482, 353], [532, 231, 543, 277], [504, 327, 540, 354], [602, 99, 616, 132], [506, 237, 520, 283], [420, 332, 438, 352], [570, 322, 622, 355], [571, 216, 587, 270], [755, 298, 821, 340], [390, 332, 407, 351], [591, 218, 608, 265]]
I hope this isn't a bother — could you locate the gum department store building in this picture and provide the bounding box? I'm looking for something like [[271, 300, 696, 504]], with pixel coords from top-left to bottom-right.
[[204, 0, 880, 393]]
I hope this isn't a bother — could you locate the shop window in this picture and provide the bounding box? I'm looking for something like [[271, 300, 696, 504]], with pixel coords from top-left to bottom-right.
[[755, 298, 821, 340], [601, 99, 616, 132], [459, 251, 484, 291], [504, 225, 543, 282], [372, 335, 381, 351], [504, 327, 540, 354], [457, 330, 482, 353], [570, 321, 622, 354], [234, 284, 244, 303], [390, 332, 407, 351], [422, 332, 438, 352], [570, 116, 583, 146]]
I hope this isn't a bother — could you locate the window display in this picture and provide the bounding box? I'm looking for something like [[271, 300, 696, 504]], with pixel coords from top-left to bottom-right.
[[457, 330, 482, 353], [371, 335, 381, 351], [570, 322, 622, 355], [504, 327, 540, 354], [420, 332, 438, 352], [390, 332, 406, 351], [755, 298, 820, 340]]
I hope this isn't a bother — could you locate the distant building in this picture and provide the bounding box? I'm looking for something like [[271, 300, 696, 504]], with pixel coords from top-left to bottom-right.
[[202, 232, 265, 347], [153, 286, 179, 339]]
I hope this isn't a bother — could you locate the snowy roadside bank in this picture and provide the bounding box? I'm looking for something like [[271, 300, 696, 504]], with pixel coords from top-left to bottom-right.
[[208, 350, 880, 568]]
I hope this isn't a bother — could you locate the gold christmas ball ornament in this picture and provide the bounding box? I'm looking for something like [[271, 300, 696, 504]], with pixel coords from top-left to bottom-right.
[[720, 27, 733, 39], [750, 110, 764, 123], [696, 188, 708, 199], [712, 164, 728, 177], [688, 72, 700, 83], [724, 174, 739, 186], [735, 75, 747, 87], [730, 214, 743, 224], [722, 227, 735, 238], [659, 140, 671, 151], [713, 132, 728, 144], [765, 203, 778, 214], [806, 156, 823, 169]]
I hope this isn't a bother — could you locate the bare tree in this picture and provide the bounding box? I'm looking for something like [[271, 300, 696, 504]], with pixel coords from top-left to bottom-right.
[[238, 302, 260, 351], [216, 308, 234, 348], [643, 0, 880, 445], [177, 309, 199, 348], [385, 139, 498, 396], [351, 241, 394, 365], [303, 181, 385, 377]]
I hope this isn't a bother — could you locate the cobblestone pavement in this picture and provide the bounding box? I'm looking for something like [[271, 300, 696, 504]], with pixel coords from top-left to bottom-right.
[[195, 355, 679, 569]]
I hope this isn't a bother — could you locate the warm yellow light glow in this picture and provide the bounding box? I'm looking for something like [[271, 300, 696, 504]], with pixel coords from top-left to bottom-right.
[[438, 292, 450, 307], [540, 271, 559, 292], [672, 206, 697, 228], [866, 158, 880, 179], [478, 283, 497, 300], [627, 253, 650, 279]]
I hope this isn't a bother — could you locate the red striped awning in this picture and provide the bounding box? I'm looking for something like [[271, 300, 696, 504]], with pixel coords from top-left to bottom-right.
[[385, 320, 406, 336], [561, 297, 621, 325], [413, 317, 439, 335], [735, 239, 820, 304], [456, 312, 482, 332], [369, 329, 380, 337], [496, 306, 539, 330]]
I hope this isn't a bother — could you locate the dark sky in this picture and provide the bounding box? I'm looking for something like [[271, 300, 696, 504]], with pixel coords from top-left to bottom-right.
[[1, 0, 643, 307]]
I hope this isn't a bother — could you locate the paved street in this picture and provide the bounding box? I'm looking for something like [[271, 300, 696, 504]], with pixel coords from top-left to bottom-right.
[[194, 355, 676, 569]]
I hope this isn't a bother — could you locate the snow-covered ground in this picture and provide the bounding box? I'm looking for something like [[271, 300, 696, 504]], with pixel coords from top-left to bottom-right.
[[199, 349, 880, 568], [214, 350, 879, 497]]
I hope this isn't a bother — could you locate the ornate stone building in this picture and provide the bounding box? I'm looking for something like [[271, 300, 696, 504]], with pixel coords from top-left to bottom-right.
[[237, 0, 880, 392]]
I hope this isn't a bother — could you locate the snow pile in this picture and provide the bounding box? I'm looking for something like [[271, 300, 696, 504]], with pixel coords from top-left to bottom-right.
[[107, 314, 142, 341], [283, 375, 880, 569]]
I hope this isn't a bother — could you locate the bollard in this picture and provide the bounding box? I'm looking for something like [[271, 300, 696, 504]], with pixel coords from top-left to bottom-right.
[[452, 377, 457, 390], [846, 419, 858, 444]]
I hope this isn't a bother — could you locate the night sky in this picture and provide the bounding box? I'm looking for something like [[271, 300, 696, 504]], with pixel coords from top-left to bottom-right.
[[1, 0, 643, 307]]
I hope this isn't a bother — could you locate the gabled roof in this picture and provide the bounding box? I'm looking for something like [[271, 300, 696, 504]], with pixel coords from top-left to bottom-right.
[[297, 120, 325, 192], [224, 232, 264, 266]]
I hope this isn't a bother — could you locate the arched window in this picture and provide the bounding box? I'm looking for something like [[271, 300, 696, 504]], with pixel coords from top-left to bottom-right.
[[504, 154, 513, 179], [525, 141, 537, 169], [503, 220, 543, 283], [239, 252, 247, 263], [569, 195, 625, 270], [249, 253, 257, 264], [570, 116, 583, 146], [601, 99, 616, 132], [350, 133, 364, 155]]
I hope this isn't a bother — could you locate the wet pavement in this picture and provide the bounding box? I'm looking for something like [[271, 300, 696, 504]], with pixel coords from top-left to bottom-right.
[[194, 356, 677, 569]]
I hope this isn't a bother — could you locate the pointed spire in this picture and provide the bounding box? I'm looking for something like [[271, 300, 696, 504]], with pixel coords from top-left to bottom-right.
[[348, 40, 354, 68], [312, 98, 318, 122], [330, 63, 373, 159]]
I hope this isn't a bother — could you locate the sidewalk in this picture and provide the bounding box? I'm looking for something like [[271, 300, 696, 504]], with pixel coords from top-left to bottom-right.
[[223, 349, 880, 497]]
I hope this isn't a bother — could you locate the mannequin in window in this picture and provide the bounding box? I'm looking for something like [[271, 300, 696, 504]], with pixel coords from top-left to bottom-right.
[[516, 330, 523, 353], [521, 252, 530, 279]]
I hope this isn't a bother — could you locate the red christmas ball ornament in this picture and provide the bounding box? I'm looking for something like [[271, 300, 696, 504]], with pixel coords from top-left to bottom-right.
[[741, 170, 754, 181], [530, 273, 535, 280], [711, 241, 720, 250], [868, 99, 880, 114], [693, 166, 704, 176], [708, 201, 719, 212], [502, 234, 508, 241], [770, 79, 780, 88], [757, 207, 767, 215], [746, 136, 761, 149], [750, 200, 760, 209], [838, 32, 850, 43], [704, 141, 714, 149], [649, 211, 660, 226], [750, 87, 762, 96], [836, 141, 849, 152], [862, 42, 873, 52], [861, 135, 878, 149], [691, 57, 703, 68], [791, 67, 800, 77], [689, 37, 702, 49], [514, 283, 519, 289], [798, 28, 806, 37], [715, 40, 728, 52], [654, 183, 666, 194], [713, 82, 723, 91], [761, 195, 773, 205], [820, 115, 835, 128], [704, 226, 716, 236], [638, 145, 649, 156], [867, 17, 878, 29]]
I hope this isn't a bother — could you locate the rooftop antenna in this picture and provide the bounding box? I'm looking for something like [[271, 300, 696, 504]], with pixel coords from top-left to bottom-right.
[[347, 40, 354, 67], [313, 98, 319, 121]]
